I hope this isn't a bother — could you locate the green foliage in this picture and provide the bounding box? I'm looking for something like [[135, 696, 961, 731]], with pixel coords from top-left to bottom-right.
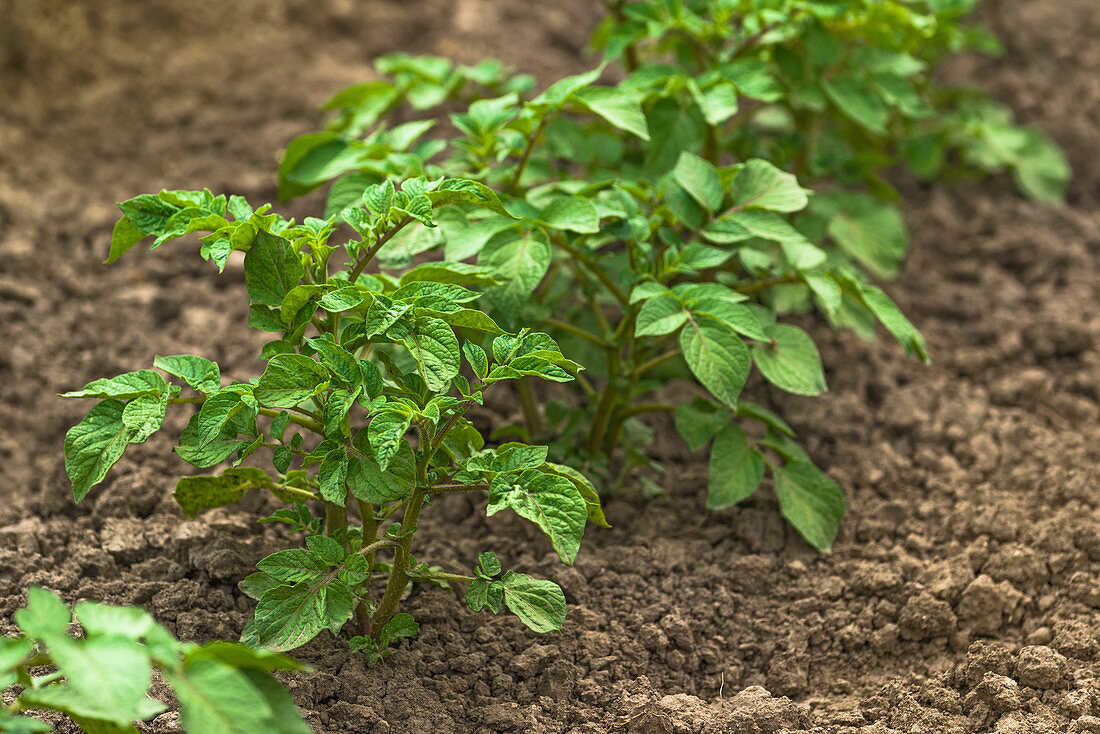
[[63, 174, 600, 663], [264, 0, 1064, 554], [0, 588, 308, 733]]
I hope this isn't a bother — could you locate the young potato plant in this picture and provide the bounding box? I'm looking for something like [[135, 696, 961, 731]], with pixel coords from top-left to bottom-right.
[[591, 0, 1069, 275], [62, 182, 604, 660], [276, 51, 935, 550], [1, 587, 309, 734], [598, 0, 1071, 198]]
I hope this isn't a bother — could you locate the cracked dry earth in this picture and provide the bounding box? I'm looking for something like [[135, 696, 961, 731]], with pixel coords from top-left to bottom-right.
[[2, 0, 1100, 732]]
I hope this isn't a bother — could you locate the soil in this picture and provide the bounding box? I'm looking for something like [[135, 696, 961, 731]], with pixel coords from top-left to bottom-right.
[[2, 1, 1099, 732]]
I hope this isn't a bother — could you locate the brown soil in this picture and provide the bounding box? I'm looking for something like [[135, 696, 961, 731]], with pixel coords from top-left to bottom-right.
[[3, 1, 1100, 732]]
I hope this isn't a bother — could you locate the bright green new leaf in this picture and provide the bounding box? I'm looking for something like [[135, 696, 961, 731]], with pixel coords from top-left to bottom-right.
[[60, 370, 166, 400], [154, 355, 220, 394], [574, 85, 650, 140], [121, 394, 168, 444]]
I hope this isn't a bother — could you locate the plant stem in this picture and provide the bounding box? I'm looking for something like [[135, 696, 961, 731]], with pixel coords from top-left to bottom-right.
[[367, 487, 427, 640], [429, 482, 490, 493], [536, 318, 611, 348], [324, 502, 348, 538], [734, 273, 801, 295], [257, 408, 324, 435], [631, 349, 682, 378], [167, 397, 325, 435], [347, 216, 413, 283], [556, 239, 629, 306], [509, 117, 550, 194], [516, 378, 543, 440]]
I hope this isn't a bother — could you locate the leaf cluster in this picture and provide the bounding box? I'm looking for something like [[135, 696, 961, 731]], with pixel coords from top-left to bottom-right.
[[0, 588, 309, 733], [64, 177, 603, 661]]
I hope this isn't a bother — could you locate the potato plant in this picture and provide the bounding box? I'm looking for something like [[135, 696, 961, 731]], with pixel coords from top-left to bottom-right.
[[275, 70, 912, 551], [274, 0, 1064, 552], [0, 588, 309, 733], [62, 182, 604, 660]]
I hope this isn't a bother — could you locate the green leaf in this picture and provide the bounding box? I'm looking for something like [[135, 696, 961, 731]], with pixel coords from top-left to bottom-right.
[[540, 196, 600, 234], [465, 579, 503, 614], [574, 85, 650, 140], [347, 441, 415, 504], [774, 461, 846, 553], [15, 587, 72, 640], [751, 324, 827, 396], [488, 470, 586, 565], [75, 602, 158, 641], [819, 193, 908, 279], [673, 152, 723, 211], [257, 550, 330, 584], [64, 400, 131, 503], [541, 462, 609, 529], [244, 231, 305, 307], [673, 401, 728, 452], [185, 391, 250, 447], [117, 193, 178, 236], [731, 160, 808, 213], [174, 467, 269, 518], [824, 76, 889, 135], [644, 97, 706, 174], [21, 636, 165, 726], [254, 355, 328, 408], [278, 132, 361, 200], [850, 281, 929, 363], [106, 215, 146, 264], [307, 336, 362, 388], [165, 658, 276, 734], [500, 571, 566, 634], [121, 394, 168, 444], [367, 411, 412, 472], [237, 670, 313, 734], [635, 294, 687, 337], [387, 316, 460, 392], [60, 370, 166, 400], [379, 613, 418, 646], [679, 314, 751, 408], [480, 229, 552, 318], [463, 342, 489, 380], [244, 579, 353, 652], [707, 425, 765, 510], [154, 355, 221, 394], [318, 449, 349, 505]]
